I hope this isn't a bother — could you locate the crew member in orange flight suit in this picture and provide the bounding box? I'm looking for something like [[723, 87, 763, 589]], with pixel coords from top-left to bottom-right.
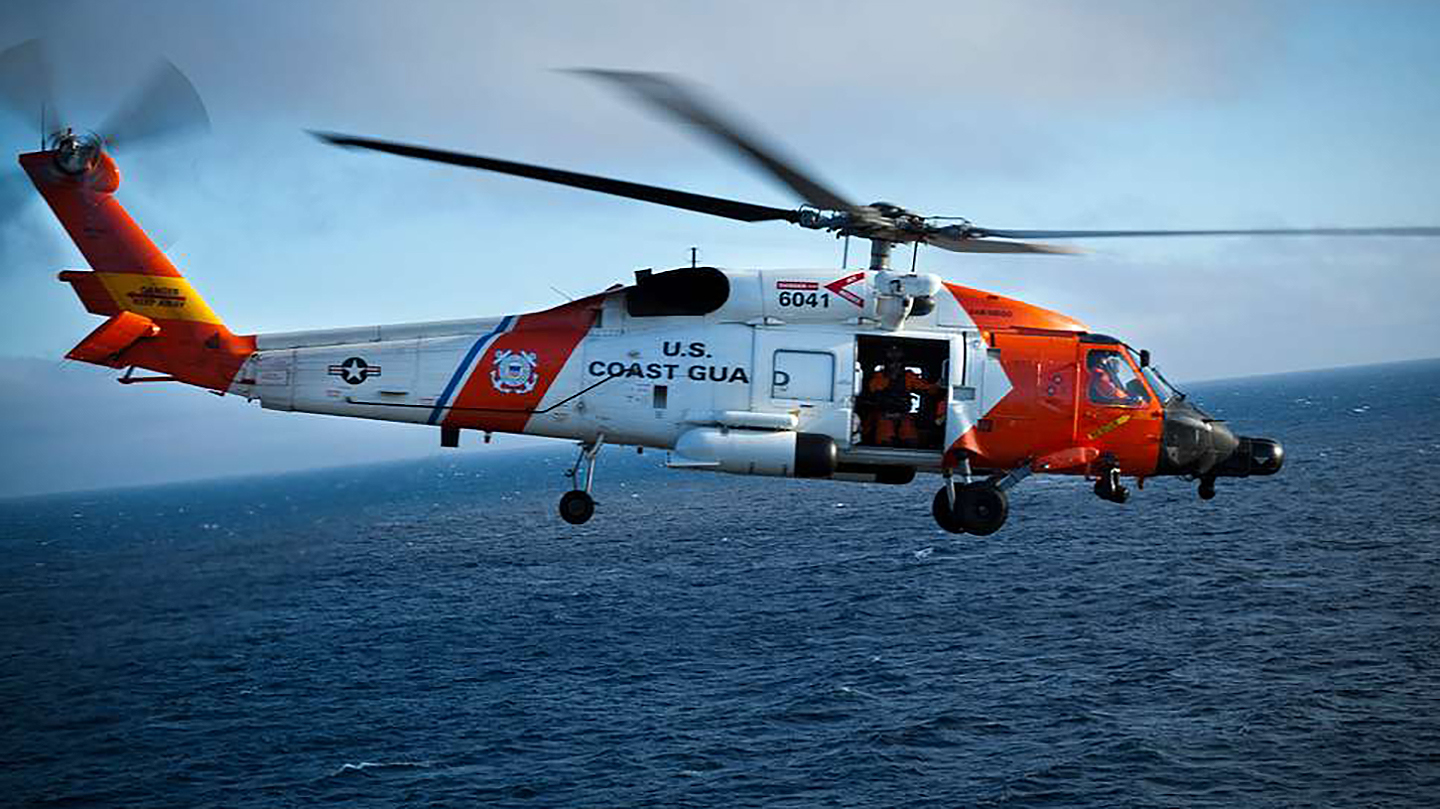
[[865, 345, 945, 447], [1087, 351, 1135, 405]]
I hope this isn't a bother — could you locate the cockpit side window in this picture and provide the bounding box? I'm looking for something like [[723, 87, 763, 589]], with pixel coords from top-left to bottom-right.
[[1085, 348, 1151, 407]]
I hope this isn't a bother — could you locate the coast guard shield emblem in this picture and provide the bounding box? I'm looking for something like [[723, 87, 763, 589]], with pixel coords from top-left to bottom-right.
[[491, 349, 539, 394]]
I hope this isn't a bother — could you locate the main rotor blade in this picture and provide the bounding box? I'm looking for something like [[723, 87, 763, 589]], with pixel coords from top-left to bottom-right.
[[973, 226, 1440, 239], [927, 232, 1081, 255], [312, 132, 802, 224], [572, 69, 858, 214], [99, 59, 210, 151]]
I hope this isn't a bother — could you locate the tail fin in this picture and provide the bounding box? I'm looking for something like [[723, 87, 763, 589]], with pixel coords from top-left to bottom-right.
[[21, 148, 254, 391]]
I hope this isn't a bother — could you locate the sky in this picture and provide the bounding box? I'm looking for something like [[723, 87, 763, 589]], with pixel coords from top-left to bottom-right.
[[1, 0, 1438, 497]]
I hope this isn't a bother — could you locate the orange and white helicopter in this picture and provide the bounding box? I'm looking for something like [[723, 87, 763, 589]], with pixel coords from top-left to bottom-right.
[[11, 47, 1438, 533]]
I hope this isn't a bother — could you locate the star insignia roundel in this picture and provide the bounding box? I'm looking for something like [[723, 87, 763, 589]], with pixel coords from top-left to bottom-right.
[[327, 356, 382, 385]]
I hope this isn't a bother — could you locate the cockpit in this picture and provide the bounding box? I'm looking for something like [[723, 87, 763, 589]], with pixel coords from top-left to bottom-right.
[[1083, 342, 1183, 408], [1085, 348, 1149, 406]]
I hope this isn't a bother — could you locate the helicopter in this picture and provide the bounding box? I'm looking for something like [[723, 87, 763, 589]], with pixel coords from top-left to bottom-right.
[[10, 42, 1440, 534]]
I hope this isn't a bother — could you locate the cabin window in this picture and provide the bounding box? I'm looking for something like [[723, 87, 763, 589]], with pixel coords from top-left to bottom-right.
[[772, 350, 834, 401]]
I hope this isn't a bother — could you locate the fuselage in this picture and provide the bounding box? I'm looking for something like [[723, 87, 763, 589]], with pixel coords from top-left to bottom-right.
[[228, 265, 1186, 480]]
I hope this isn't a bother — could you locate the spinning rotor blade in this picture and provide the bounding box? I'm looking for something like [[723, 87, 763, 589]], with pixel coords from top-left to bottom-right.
[[572, 69, 859, 214], [99, 58, 210, 151], [926, 232, 1080, 255], [312, 131, 802, 224], [0, 40, 58, 223], [0, 39, 61, 135], [972, 226, 1440, 240]]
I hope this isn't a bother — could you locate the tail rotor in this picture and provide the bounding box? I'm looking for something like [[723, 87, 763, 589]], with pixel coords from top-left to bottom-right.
[[1, 39, 210, 203]]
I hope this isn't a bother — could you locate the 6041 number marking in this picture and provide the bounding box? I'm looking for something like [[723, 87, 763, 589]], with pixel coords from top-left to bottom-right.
[[777, 290, 830, 308]]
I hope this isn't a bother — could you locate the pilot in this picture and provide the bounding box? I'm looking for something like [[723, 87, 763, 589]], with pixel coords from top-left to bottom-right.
[[1087, 351, 1137, 405], [865, 345, 944, 447]]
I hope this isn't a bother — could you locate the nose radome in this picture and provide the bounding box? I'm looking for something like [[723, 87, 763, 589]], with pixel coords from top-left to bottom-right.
[[1155, 399, 1283, 481], [1259, 439, 1285, 474], [1213, 436, 1285, 478]]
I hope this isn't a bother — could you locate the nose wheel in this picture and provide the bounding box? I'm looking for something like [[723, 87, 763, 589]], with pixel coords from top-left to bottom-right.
[[559, 435, 604, 525]]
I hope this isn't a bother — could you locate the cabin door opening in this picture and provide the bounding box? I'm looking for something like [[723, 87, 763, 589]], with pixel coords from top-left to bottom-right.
[[853, 335, 951, 450]]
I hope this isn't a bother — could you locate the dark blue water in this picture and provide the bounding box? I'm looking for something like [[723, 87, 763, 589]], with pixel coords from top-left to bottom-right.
[[3, 359, 1439, 807]]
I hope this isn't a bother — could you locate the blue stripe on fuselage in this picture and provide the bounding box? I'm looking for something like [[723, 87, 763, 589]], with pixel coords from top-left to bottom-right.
[[427, 315, 514, 425]]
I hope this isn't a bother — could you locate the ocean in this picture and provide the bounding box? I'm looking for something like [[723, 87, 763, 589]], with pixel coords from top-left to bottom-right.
[[2, 358, 1438, 807]]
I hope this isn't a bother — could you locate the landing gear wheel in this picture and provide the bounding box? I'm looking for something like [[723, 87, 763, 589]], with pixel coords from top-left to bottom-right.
[[932, 486, 966, 534], [558, 489, 595, 525], [958, 482, 1009, 536], [1198, 477, 1217, 501]]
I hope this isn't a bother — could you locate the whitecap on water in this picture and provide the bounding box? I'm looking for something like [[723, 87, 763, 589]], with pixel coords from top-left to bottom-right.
[[329, 760, 432, 777]]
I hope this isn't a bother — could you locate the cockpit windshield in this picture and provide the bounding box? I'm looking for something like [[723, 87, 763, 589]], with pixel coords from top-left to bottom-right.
[[1141, 364, 1181, 405]]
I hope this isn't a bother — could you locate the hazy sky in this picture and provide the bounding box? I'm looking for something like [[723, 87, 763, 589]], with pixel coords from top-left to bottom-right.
[[1, 0, 1438, 497]]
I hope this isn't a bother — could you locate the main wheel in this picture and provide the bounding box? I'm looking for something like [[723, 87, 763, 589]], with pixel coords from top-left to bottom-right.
[[558, 489, 595, 525], [931, 486, 966, 534], [1198, 478, 1217, 501], [958, 483, 1009, 536]]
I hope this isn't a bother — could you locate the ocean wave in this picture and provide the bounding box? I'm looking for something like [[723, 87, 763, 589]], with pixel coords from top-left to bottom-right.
[[328, 760, 433, 778]]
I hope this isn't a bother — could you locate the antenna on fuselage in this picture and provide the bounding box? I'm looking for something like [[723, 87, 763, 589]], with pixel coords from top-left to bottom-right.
[[690, 246, 698, 268]]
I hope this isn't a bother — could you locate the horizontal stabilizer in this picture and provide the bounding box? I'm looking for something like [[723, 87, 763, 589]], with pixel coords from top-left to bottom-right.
[[66, 311, 159, 366]]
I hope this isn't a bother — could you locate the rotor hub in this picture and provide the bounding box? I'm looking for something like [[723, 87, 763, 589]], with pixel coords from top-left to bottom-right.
[[50, 130, 103, 175]]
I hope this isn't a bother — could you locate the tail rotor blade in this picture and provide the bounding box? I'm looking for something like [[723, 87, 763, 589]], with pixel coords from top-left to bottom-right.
[[0, 38, 61, 134], [100, 58, 210, 151]]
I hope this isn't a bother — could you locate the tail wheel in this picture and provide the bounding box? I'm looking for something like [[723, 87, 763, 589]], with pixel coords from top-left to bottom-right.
[[558, 489, 595, 525], [958, 483, 1009, 536], [931, 487, 966, 534]]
